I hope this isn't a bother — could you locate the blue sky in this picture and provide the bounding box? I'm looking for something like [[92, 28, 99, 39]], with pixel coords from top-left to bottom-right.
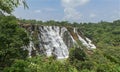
[[13, 0, 120, 23]]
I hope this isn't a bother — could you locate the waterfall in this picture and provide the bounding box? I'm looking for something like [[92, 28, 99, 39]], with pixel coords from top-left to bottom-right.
[[24, 26, 96, 59], [77, 33, 96, 49], [38, 26, 69, 59], [85, 38, 96, 49]]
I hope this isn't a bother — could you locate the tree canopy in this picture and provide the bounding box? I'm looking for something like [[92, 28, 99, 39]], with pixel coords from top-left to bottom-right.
[[0, 0, 28, 14], [0, 16, 29, 70]]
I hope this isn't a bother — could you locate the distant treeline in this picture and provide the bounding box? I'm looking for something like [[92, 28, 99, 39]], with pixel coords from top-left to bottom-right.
[[18, 19, 120, 27]]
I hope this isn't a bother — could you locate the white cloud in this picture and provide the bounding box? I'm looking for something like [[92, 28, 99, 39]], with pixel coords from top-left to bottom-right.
[[34, 8, 56, 14], [61, 0, 90, 21], [43, 8, 56, 12], [89, 13, 96, 18], [63, 8, 82, 20], [34, 10, 41, 13], [62, 0, 90, 8]]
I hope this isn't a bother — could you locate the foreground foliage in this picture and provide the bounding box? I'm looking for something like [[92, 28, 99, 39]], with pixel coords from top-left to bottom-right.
[[0, 0, 28, 14], [4, 56, 77, 72], [0, 16, 29, 70]]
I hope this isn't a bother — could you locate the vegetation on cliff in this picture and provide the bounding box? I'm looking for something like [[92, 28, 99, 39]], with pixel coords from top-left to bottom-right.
[[0, 15, 120, 72]]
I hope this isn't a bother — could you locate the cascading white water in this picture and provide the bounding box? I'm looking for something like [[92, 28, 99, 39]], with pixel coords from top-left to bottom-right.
[[85, 38, 96, 49], [77, 33, 96, 49], [73, 27, 96, 49], [22, 41, 35, 58], [38, 26, 69, 59], [25, 26, 96, 59], [28, 41, 36, 57]]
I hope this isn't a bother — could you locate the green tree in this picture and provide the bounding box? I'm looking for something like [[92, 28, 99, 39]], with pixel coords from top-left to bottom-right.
[[0, 0, 28, 14], [4, 56, 78, 72], [0, 16, 29, 70]]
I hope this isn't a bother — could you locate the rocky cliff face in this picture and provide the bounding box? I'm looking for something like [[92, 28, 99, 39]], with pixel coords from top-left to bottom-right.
[[23, 25, 96, 59]]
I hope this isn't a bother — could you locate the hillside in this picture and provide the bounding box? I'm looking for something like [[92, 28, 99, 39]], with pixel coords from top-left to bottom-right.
[[0, 16, 120, 72]]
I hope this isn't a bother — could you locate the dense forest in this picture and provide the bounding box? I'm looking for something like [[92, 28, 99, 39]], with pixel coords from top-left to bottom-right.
[[0, 15, 120, 72]]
